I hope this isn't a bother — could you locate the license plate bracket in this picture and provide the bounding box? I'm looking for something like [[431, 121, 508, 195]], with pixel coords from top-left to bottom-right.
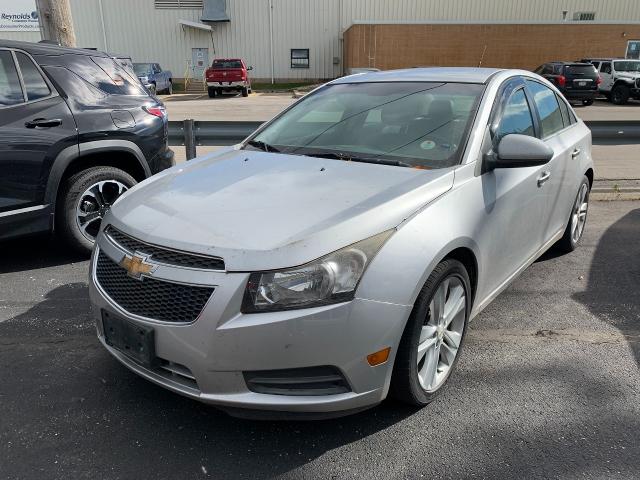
[[102, 310, 156, 367]]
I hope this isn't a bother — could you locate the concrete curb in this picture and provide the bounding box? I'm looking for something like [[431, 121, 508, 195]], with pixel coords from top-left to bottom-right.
[[591, 179, 640, 200]]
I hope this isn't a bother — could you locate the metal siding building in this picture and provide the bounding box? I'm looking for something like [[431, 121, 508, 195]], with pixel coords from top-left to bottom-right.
[[2, 0, 640, 81]]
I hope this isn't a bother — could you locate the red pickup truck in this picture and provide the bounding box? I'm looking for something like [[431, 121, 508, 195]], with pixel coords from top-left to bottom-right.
[[205, 59, 252, 98]]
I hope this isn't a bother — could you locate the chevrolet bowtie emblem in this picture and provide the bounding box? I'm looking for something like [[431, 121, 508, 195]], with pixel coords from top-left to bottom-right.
[[119, 253, 157, 280]]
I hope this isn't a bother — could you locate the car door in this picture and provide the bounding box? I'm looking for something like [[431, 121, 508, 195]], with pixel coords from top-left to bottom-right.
[[478, 78, 548, 294], [0, 49, 77, 214], [524, 79, 575, 242], [599, 62, 613, 92]]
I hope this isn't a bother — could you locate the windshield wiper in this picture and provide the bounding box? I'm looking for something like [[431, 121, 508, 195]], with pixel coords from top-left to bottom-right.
[[246, 140, 281, 153], [302, 151, 412, 167]]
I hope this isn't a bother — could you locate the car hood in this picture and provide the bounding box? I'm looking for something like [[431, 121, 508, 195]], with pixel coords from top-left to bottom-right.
[[616, 72, 640, 80], [107, 149, 454, 271]]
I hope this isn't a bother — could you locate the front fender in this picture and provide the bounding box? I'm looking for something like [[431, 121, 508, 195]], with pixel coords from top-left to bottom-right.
[[356, 188, 481, 311]]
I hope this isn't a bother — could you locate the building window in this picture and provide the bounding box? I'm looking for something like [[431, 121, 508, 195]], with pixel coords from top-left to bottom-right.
[[154, 0, 203, 9], [627, 41, 640, 60], [573, 12, 596, 21], [291, 49, 310, 69]]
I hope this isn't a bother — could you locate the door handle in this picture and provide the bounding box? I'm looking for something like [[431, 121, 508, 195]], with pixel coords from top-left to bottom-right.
[[25, 118, 62, 128], [571, 148, 581, 158], [537, 171, 551, 187]]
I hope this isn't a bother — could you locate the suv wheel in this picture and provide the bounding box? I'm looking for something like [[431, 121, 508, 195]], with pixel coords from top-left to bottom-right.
[[57, 166, 136, 254], [611, 85, 630, 105], [390, 259, 470, 406]]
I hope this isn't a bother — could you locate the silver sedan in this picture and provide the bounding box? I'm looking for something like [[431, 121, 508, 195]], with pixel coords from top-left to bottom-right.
[[89, 67, 593, 418]]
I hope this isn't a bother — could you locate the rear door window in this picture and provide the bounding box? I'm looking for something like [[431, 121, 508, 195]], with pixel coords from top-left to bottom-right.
[[525, 80, 564, 138], [0, 51, 24, 106], [15, 52, 51, 101], [65, 55, 145, 95], [495, 88, 535, 140]]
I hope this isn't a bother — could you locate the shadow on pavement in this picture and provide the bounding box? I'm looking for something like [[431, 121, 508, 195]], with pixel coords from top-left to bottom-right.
[[574, 208, 640, 366], [0, 283, 418, 479], [0, 235, 87, 274]]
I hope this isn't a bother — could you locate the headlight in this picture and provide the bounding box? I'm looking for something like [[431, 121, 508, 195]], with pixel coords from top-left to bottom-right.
[[241, 230, 394, 313]]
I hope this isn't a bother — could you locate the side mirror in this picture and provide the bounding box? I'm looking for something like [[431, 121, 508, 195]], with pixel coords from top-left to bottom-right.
[[247, 66, 253, 71], [489, 134, 553, 169]]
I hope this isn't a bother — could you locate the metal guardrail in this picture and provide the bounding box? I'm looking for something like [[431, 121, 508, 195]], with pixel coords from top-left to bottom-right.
[[168, 119, 640, 160]]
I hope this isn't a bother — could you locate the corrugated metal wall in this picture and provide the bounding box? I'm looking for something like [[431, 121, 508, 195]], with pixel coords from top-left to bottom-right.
[[2, 0, 639, 80]]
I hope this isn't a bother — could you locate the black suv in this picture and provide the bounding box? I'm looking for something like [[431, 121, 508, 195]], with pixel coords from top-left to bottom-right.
[[0, 40, 174, 253], [533, 61, 600, 105]]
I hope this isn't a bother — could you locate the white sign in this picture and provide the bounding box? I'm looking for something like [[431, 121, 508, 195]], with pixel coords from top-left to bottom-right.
[[0, 0, 39, 32]]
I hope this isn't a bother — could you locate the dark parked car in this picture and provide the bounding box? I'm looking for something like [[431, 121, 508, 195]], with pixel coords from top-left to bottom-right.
[[0, 40, 174, 253], [533, 61, 600, 105]]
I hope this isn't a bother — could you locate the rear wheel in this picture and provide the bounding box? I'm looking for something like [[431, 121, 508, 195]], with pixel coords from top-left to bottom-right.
[[207, 86, 216, 98], [611, 85, 630, 105], [556, 175, 590, 253], [241, 87, 249, 97], [390, 259, 471, 406], [57, 166, 136, 254]]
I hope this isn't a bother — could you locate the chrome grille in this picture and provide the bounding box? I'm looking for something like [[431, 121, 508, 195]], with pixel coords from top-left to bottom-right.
[[95, 251, 214, 323], [105, 226, 225, 270]]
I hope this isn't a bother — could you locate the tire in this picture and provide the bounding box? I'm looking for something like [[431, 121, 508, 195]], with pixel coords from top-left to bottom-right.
[[148, 83, 156, 96], [241, 87, 249, 97], [582, 98, 594, 106], [167, 81, 173, 95], [555, 175, 590, 254], [611, 85, 630, 105], [390, 259, 471, 406], [56, 166, 137, 255], [207, 86, 216, 98]]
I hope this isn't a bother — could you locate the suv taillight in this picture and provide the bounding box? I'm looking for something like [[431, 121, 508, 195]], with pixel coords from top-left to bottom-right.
[[557, 75, 566, 87], [596, 75, 602, 85], [143, 106, 166, 119]]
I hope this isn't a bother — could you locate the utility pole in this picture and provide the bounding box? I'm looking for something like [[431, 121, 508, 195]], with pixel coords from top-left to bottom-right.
[[35, 0, 77, 47]]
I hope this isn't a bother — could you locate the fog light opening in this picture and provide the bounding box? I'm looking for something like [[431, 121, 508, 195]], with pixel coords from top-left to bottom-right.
[[367, 347, 391, 366]]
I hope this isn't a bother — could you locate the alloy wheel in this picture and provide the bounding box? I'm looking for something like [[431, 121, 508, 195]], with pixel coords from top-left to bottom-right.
[[416, 276, 467, 392], [75, 180, 128, 242], [571, 183, 589, 243]]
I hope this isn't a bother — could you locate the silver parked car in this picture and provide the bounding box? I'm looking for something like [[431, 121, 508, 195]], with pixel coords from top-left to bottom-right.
[[89, 68, 593, 418]]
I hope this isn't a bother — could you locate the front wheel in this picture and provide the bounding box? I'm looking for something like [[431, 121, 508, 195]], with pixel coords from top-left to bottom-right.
[[390, 259, 471, 406], [555, 175, 590, 253], [57, 166, 136, 254]]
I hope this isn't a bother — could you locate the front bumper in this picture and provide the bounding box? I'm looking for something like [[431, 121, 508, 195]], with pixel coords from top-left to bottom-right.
[[89, 233, 411, 417]]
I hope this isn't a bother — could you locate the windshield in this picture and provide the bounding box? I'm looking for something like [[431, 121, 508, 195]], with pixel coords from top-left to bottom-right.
[[245, 82, 485, 169], [133, 63, 153, 76], [614, 61, 640, 72], [212, 60, 242, 69]]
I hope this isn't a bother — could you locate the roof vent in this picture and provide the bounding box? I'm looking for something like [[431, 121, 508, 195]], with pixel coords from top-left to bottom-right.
[[201, 0, 230, 22]]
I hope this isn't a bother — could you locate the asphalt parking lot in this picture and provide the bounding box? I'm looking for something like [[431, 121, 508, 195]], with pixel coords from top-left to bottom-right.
[[1, 201, 638, 479]]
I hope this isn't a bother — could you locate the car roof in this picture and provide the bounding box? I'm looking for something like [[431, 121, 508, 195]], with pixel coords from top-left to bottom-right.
[[547, 61, 594, 65], [214, 58, 242, 61], [0, 39, 109, 57], [333, 67, 504, 84]]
